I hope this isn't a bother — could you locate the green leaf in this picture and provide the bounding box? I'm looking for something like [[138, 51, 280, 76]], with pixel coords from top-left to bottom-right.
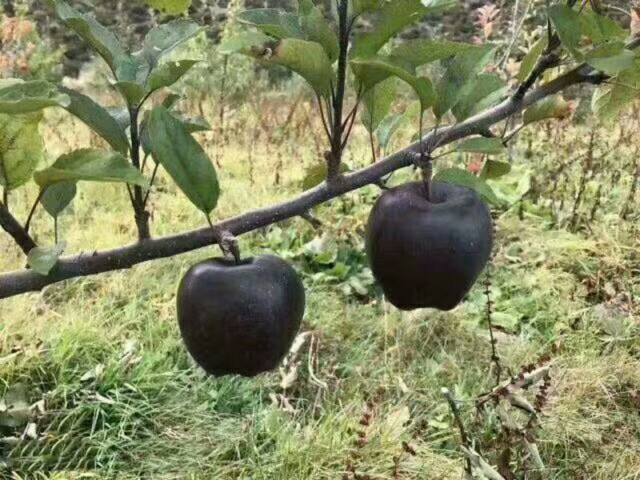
[[146, 59, 198, 93], [580, 11, 627, 45], [452, 73, 505, 121], [517, 37, 547, 82], [141, 20, 203, 67], [181, 116, 211, 133], [547, 5, 582, 59], [115, 55, 150, 84], [162, 93, 181, 109], [390, 39, 475, 69], [352, 0, 457, 58], [584, 42, 636, 75], [236, 9, 303, 40], [0, 78, 25, 89], [256, 39, 334, 98], [433, 167, 500, 206], [46, 0, 128, 74], [361, 77, 398, 133], [27, 242, 66, 276], [457, 137, 505, 154], [219, 31, 273, 55], [140, 110, 210, 155], [480, 159, 511, 180], [375, 114, 405, 151], [146, 0, 192, 15], [0, 80, 70, 113], [434, 45, 495, 119], [297, 0, 313, 15], [300, 5, 339, 62], [60, 87, 129, 155], [41, 181, 77, 218], [523, 95, 571, 125], [106, 106, 131, 131], [350, 57, 434, 110], [302, 162, 349, 190], [490, 311, 519, 332], [113, 81, 145, 106], [591, 65, 640, 120], [352, 0, 382, 15], [146, 106, 219, 214], [34, 149, 148, 187], [0, 112, 44, 190]]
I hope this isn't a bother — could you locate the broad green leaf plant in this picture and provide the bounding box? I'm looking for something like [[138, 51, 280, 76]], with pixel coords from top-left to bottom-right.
[[0, 0, 210, 274], [221, 0, 640, 207]]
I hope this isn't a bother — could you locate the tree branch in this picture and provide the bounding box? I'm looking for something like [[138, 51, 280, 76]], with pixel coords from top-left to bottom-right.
[[0, 63, 611, 299], [0, 202, 37, 256], [327, 0, 350, 180], [128, 106, 151, 241]]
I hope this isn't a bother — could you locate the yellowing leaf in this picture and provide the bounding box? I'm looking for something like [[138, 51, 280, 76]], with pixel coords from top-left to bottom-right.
[[34, 149, 148, 187], [146, 0, 192, 15], [518, 37, 547, 83], [523, 95, 572, 125], [0, 112, 44, 190], [27, 242, 66, 276]]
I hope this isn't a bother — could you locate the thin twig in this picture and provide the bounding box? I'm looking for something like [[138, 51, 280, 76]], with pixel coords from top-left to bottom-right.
[[0, 201, 37, 255], [485, 266, 502, 385], [475, 363, 553, 409], [442, 388, 472, 475], [142, 162, 160, 207], [340, 99, 361, 150], [300, 210, 322, 229], [369, 127, 377, 163], [316, 94, 332, 143], [24, 188, 45, 233]]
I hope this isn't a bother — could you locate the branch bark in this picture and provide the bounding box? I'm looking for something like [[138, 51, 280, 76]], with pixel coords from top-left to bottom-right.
[[128, 106, 151, 241], [0, 63, 608, 299], [0, 202, 37, 256]]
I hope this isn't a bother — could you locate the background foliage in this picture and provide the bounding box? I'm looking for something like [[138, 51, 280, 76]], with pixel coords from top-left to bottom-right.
[[0, 0, 639, 478]]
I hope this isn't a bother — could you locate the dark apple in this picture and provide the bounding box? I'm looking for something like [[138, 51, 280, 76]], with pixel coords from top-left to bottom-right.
[[365, 181, 493, 311], [176, 255, 305, 377]]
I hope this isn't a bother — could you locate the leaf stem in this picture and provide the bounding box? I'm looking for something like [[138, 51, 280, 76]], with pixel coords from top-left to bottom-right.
[[368, 128, 377, 164], [142, 162, 160, 207], [24, 188, 45, 233], [316, 94, 332, 143]]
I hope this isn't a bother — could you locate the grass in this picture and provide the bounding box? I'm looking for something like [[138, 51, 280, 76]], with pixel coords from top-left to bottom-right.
[[1, 86, 640, 479]]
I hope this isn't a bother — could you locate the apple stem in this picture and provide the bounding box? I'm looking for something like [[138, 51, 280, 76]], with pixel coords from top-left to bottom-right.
[[417, 109, 432, 201], [207, 215, 241, 264], [421, 158, 432, 201]]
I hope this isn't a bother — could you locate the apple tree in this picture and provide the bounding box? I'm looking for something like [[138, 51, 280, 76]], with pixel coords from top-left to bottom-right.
[[0, 0, 639, 476]]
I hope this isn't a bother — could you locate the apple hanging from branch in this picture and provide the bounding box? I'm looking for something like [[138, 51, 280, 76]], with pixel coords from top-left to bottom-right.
[[176, 255, 306, 377], [365, 181, 493, 311]]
